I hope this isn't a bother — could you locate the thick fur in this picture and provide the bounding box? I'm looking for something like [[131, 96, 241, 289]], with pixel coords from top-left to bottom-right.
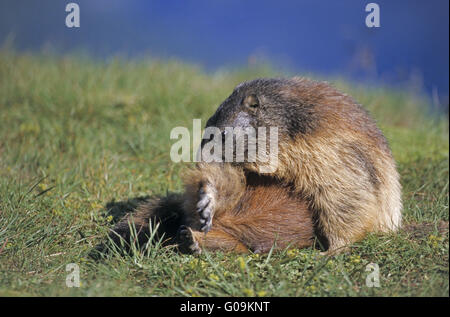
[[111, 163, 314, 253], [183, 163, 314, 253], [108, 193, 186, 250], [202, 77, 402, 253]]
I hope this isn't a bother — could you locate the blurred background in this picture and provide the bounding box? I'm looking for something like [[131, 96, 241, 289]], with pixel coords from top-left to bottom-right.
[[0, 2, 449, 297], [0, 0, 448, 110]]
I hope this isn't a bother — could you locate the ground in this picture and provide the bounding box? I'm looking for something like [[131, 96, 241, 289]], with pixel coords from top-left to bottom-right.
[[0, 49, 448, 296]]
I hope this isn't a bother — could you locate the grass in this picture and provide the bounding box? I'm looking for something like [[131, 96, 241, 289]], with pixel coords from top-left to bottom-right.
[[0, 49, 448, 297]]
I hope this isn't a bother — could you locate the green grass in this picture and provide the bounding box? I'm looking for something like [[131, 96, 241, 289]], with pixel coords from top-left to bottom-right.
[[0, 49, 448, 297]]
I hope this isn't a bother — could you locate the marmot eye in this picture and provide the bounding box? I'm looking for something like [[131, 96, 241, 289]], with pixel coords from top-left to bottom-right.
[[244, 94, 259, 109]]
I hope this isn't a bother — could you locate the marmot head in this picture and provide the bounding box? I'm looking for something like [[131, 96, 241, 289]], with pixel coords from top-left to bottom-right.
[[204, 78, 320, 139], [200, 78, 322, 171]]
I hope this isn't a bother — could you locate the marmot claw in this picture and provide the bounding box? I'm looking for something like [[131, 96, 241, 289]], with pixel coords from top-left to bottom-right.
[[196, 185, 214, 232]]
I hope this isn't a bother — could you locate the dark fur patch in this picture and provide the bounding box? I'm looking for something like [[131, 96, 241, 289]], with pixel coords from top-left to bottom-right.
[[108, 194, 185, 251], [204, 78, 320, 145], [348, 143, 380, 189]]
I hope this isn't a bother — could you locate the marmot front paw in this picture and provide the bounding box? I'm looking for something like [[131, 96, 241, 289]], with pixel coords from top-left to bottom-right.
[[196, 184, 215, 232]]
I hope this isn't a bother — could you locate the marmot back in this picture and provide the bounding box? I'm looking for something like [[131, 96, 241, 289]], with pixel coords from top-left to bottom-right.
[[200, 77, 402, 252]]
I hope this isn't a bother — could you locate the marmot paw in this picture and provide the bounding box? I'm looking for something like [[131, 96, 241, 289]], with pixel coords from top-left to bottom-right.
[[196, 184, 215, 232]]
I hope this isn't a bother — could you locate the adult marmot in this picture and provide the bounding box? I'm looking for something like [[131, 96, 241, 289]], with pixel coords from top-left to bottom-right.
[[110, 77, 402, 254]]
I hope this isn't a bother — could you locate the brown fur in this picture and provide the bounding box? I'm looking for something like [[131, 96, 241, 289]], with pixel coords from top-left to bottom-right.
[[110, 163, 314, 254], [183, 164, 314, 253], [276, 78, 402, 252], [197, 77, 402, 253]]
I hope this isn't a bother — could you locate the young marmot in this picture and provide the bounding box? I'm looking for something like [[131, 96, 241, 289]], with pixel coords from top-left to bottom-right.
[[109, 163, 314, 254], [110, 77, 402, 254]]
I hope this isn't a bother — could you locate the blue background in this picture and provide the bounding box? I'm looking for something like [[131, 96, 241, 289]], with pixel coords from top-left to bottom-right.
[[0, 0, 448, 108]]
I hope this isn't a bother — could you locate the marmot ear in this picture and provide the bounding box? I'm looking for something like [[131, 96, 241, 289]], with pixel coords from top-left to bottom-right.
[[243, 94, 259, 109]]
